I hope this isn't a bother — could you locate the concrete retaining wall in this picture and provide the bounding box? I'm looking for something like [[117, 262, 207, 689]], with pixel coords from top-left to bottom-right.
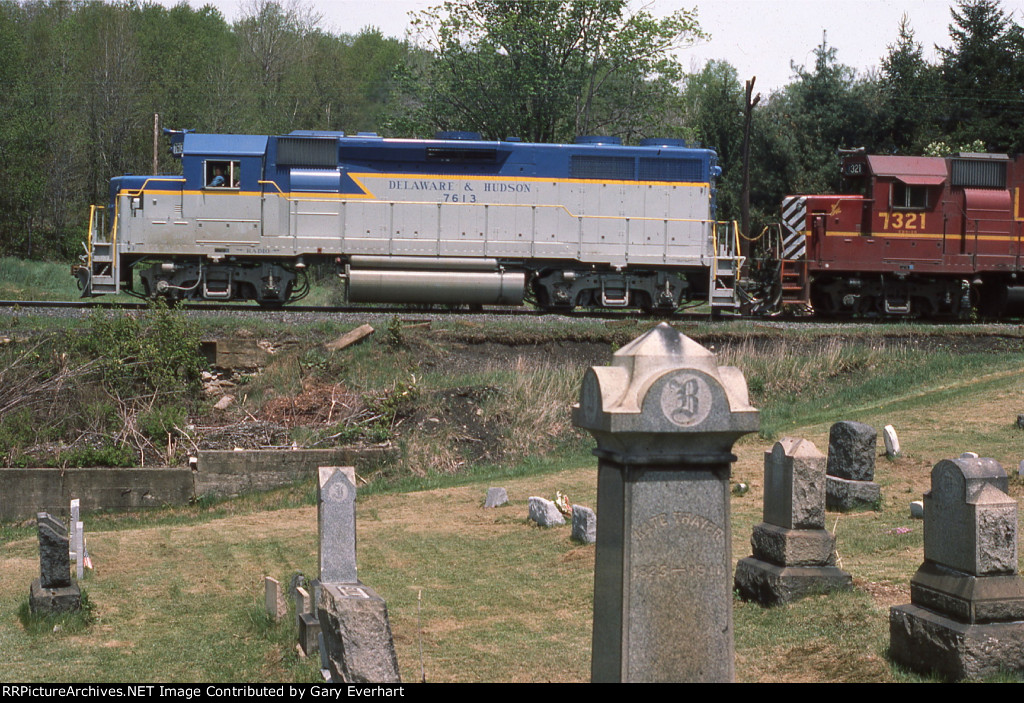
[[0, 447, 392, 521], [0, 467, 194, 521]]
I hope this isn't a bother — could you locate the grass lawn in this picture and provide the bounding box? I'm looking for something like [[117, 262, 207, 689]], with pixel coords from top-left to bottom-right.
[[3, 313, 1024, 682]]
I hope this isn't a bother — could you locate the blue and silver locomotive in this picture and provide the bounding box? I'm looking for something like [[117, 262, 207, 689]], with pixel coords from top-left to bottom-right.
[[77, 129, 739, 312]]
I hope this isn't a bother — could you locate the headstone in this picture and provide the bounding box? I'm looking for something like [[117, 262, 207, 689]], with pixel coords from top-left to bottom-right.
[[826, 421, 881, 510], [910, 500, 924, 519], [883, 425, 900, 457], [69, 499, 80, 561], [573, 323, 759, 682], [318, 583, 400, 683], [960, 451, 979, 459], [37, 513, 71, 588], [299, 609, 321, 657], [734, 438, 852, 605], [484, 487, 508, 508], [29, 512, 81, 615], [315, 466, 400, 683], [293, 581, 310, 629], [890, 457, 1024, 680], [318, 466, 358, 584], [264, 576, 287, 621], [1017, 414, 1024, 430], [571, 505, 597, 544], [528, 496, 565, 526]]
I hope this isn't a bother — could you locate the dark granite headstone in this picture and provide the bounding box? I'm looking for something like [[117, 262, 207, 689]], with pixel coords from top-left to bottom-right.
[[29, 512, 80, 615]]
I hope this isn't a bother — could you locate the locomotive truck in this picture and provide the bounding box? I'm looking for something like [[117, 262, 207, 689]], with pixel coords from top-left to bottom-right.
[[75, 129, 742, 314]]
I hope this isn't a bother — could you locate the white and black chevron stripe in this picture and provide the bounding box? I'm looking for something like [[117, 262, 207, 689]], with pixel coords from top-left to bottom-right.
[[780, 196, 807, 260]]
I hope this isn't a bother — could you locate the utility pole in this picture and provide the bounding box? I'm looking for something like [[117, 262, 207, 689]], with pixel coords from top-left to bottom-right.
[[741, 77, 760, 257], [153, 113, 160, 175]]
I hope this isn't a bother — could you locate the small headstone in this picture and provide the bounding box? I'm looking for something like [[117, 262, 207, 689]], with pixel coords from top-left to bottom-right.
[[571, 505, 597, 544], [1019, 459, 1024, 477], [827, 421, 877, 480], [734, 438, 852, 606], [265, 576, 287, 621], [890, 456, 1024, 680], [318, 466, 358, 584], [1017, 414, 1024, 430], [299, 610, 321, 657], [960, 451, 979, 459], [883, 425, 900, 457], [910, 500, 924, 519], [826, 421, 881, 510], [484, 487, 508, 508], [527, 496, 565, 526], [29, 512, 81, 615]]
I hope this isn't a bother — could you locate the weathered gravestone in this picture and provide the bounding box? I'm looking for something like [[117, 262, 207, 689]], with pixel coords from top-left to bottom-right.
[[528, 496, 565, 526], [315, 466, 400, 683], [296, 587, 321, 658], [890, 457, 1024, 680], [571, 504, 597, 544], [734, 438, 852, 605], [826, 421, 881, 510], [264, 576, 287, 621], [483, 487, 508, 508], [29, 512, 81, 615], [573, 323, 759, 682]]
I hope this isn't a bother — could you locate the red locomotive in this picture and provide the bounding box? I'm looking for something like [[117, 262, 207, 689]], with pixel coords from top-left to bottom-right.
[[765, 150, 1024, 318]]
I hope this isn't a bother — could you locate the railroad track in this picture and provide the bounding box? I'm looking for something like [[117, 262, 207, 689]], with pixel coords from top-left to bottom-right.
[[0, 298, 705, 320]]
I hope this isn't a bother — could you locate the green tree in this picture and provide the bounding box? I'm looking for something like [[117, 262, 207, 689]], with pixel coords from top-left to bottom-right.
[[880, 14, 942, 153], [938, 0, 1024, 152], [397, 0, 705, 142], [233, 0, 322, 133], [679, 60, 744, 219]]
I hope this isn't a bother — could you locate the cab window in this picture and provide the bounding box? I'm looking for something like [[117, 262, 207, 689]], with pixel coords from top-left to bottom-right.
[[205, 160, 240, 189], [892, 182, 928, 210]]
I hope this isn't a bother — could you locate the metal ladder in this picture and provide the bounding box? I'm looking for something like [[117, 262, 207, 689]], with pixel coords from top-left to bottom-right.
[[83, 205, 119, 295], [709, 221, 744, 315]]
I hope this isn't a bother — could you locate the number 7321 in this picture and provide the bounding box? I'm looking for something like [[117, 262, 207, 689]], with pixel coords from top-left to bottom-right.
[[878, 212, 926, 231]]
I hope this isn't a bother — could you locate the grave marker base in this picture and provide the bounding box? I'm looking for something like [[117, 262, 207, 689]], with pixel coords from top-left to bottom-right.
[[734, 557, 852, 606], [891, 603, 1024, 680], [29, 579, 81, 615]]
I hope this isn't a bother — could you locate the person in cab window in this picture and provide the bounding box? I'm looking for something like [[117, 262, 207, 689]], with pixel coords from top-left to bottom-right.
[[210, 166, 226, 187]]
